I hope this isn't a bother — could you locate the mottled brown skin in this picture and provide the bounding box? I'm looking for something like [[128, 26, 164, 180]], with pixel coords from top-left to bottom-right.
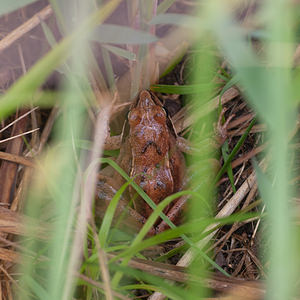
[[98, 91, 233, 234], [128, 90, 185, 219]]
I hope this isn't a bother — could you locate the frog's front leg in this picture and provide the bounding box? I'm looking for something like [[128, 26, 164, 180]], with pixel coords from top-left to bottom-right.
[[104, 135, 122, 150], [155, 195, 189, 234], [176, 136, 193, 154]]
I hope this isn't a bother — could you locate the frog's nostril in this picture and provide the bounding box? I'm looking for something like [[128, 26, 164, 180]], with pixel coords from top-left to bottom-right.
[[138, 91, 155, 108]]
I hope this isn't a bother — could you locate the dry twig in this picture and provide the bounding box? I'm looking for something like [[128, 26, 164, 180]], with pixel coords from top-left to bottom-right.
[[0, 5, 53, 54]]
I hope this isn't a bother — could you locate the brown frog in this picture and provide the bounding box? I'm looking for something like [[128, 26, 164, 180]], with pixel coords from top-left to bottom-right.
[[97, 90, 186, 234]]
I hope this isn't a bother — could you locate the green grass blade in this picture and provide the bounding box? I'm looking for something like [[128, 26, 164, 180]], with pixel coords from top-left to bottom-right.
[[151, 83, 220, 94], [0, 0, 38, 15], [112, 264, 194, 300], [110, 212, 258, 263], [98, 180, 132, 248], [102, 44, 136, 61], [218, 74, 238, 105], [92, 24, 157, 44], [157, 0, 176, 14], [210, 2, 299, 299], [131, 191, 194, 243], [154, 243, 187, 262], [214, 118, 256, 184], [221, 141, 236, 193], [102, 158, 231, 278], [150, 13, 198, 28], [23, 275, 50, 300], [40, 20, 58, 48], [101, 47, 116, 90]]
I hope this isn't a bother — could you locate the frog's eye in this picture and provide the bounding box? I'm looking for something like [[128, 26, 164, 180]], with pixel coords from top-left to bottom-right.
[[153, 109, 166, 122], [128, 110, 141, 125]]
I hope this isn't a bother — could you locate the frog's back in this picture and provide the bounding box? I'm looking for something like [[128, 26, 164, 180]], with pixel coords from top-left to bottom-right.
[[128, 90, 185, 217]]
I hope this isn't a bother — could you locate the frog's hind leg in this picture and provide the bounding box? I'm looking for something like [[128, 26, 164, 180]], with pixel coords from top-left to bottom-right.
[[96, 177, 155, 235], [155, 195, 188, 233]]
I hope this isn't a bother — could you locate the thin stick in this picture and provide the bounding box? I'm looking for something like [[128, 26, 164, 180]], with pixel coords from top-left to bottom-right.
[[0, 107, 38, 134], [173, 87, 240, 133], [38, 107, 59, 153], [252, 204, 265, 240], [231, 144, 266, 169], [108, 253, 266, 297], [0, 151, 34, 167], [0, 265, 18, 288], [0, 128, 39, 144], [0, 5, 53, 54]]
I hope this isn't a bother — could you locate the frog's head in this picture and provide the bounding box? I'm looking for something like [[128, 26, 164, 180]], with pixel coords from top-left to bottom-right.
[[137, 90, 157, 108], [129, 90, 167, 127]]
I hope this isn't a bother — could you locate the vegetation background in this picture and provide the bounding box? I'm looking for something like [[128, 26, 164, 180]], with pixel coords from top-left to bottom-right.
[[0, 0, 299, 299]]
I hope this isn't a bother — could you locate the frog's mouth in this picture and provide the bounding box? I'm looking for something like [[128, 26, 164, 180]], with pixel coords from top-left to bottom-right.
[[142, 141, 162, 155]]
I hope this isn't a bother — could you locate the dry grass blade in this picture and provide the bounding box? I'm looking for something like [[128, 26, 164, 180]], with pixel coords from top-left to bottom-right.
[[203, 284, 264, 300], [0, 128, 39, 144], [212, 184, 258, 255], [179, 168, 259, 267], [8, 107, 58, 211], [0, 248, 18, 263], [119, 255, 188, 283], [231, 145, 266, 170], [0, 107, 38, 135], [173, 87, 240, 133], [64, 98, 113, 299], [0, 151, 34, 167], [0, 207, 48, 239], [37, 107, 59, 154], [89, 100, 115, 300], [0, 109, 31, 205], [226, 113, 254, 130], [108, 254, 265, 299], [0, 264, 18, 289], [116, 27, 193, 103], [91, 223, 114, 300]]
